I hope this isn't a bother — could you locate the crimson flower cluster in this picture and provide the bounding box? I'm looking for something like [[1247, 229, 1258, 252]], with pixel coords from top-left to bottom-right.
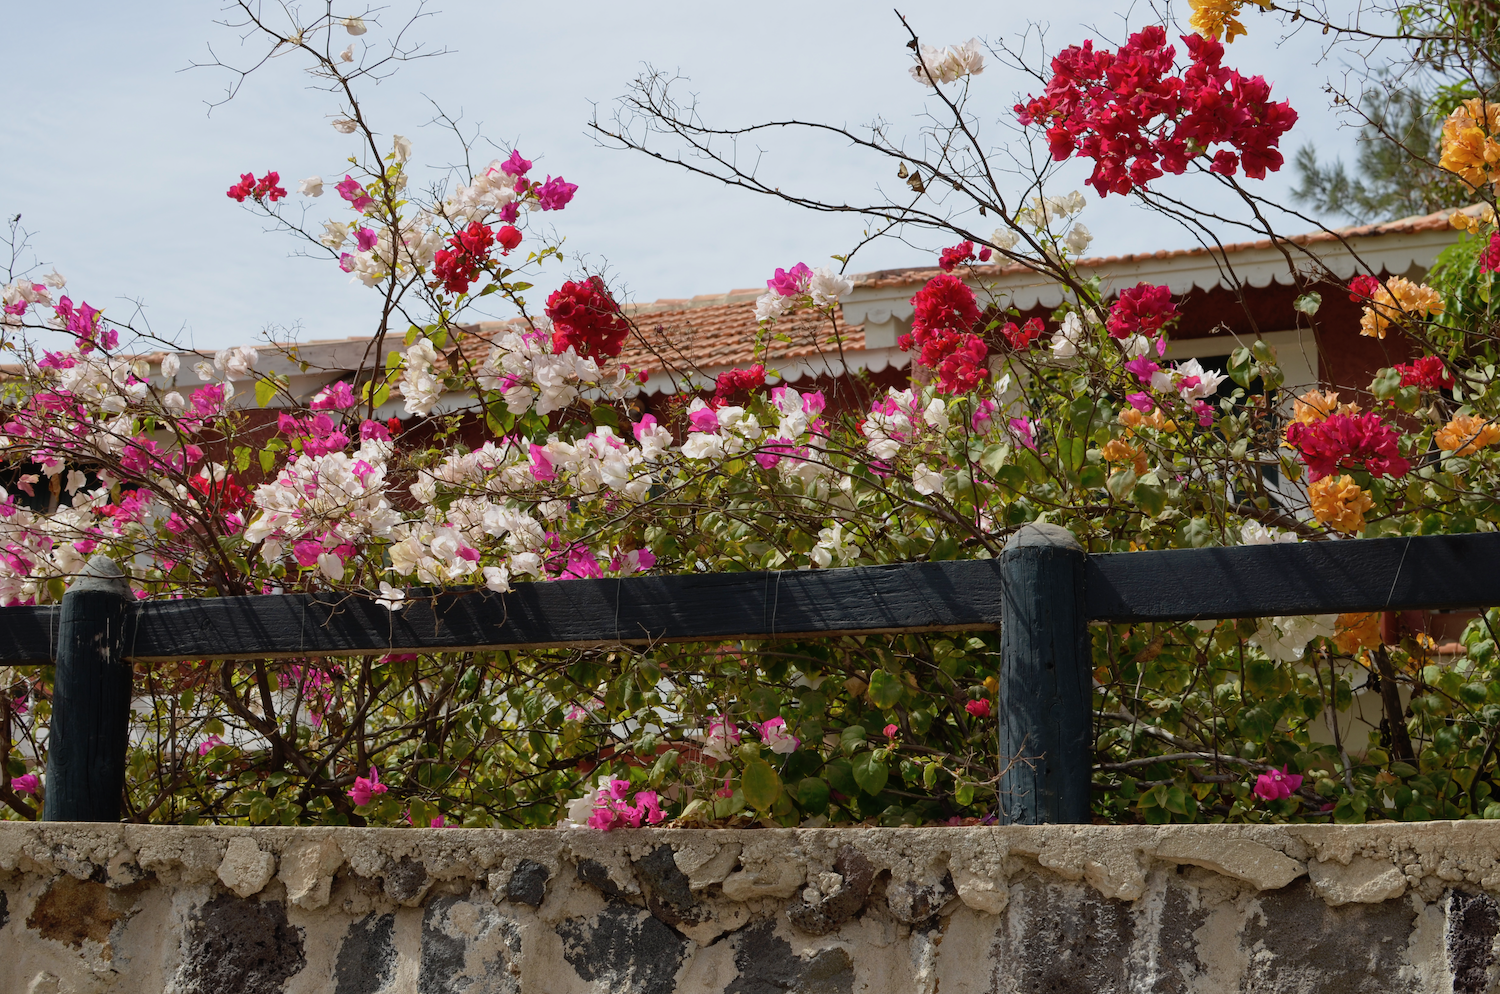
[[1001, 317, 1044, 350], [1396, 355, 1454, 391], [1284, 413, 1410, 481], [225, 171, 287, 203], [1482, 232, 1500, 275], [938, 240, 993, 272], [899, 274, 987, 394], [546, 277, 631, 360], [712, 364, 766, 408], [1014, 27, 1297, 196], [432, 223, 502, 296], [1107, 283, 1177, 338], [1348, 274, 1381, 301]]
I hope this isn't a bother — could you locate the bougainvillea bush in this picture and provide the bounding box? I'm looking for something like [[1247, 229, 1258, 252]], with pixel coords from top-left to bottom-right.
[[0, 3, 1498, 829]]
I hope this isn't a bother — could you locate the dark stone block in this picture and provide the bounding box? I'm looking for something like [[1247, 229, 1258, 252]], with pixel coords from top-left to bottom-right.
[[420, 896, 521, 994], [993, 874, 1134, 993], [556, 904, 688, 994], [176, 895, 306, 994], [1243, 880, 1417, 993], [334, 912, 397, 994], [0, 886, 8, 930], [887, 873, 956, 925], [726, 920, 853, 994], [383, 855, 430, 904], [576, 859, 625, 899], [787, 846, 874, 936], [1449, 890, 1499, 994], [506, 859, 549, 908], [636, 845, 698, 927]]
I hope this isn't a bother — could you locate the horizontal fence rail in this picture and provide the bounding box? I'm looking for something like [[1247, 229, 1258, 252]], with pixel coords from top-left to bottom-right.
[[0, 532, 1496, 666], [16, 530, 1500, 826]]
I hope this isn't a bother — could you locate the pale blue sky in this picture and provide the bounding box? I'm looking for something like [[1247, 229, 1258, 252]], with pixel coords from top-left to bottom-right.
[[0, 1, 1363, 353]]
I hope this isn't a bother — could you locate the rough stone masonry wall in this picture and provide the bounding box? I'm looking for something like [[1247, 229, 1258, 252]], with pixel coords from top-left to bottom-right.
[[7, 822, 1500, 993]]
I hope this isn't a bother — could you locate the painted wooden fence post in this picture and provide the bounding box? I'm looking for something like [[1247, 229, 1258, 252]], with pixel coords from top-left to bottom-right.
[[998, 523, 1092, 824], [43, 556, 134, 822]]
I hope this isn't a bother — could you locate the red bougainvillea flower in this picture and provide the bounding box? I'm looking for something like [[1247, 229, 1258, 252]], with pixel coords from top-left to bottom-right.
[[496, 225, 523, 253], [1347, 274, 1381, 302], [1482, 232, 1500, 275], [939, 240, 977, 272], [1107, 283, 1178, 339], [1014, 26, 1297, 197], [1253, 766, 1302, 801], [1395, 355, 1454, 391], [546, 276, 631, 360], [899, 274, 988, 393], [226, 171, 286, 203], [1284, 412, 1411, 481], [1002, 317, 1044, 349], [432, 222, 496, 296], [965, 699, 992, 719], [712, 364, 766, 408]]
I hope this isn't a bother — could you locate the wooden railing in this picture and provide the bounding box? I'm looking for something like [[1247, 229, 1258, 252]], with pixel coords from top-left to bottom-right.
[[13, 526, 1500, 824]]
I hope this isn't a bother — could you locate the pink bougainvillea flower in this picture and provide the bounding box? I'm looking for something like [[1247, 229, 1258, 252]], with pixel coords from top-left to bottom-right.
[[535, 175, 578, 211], [972, 398, 997, 433], [1127, 392, 1156, 412], [883, 723, 900, 739], [965, 699, 992, 719], [311, 380, 358, 410], [347, 766, 389, 806], [1253, 766, 1302, 801], [1009, 417, 1036, 450], [703, 718, 740, 762], [687, 405, 721, 434], [10, 773, 38, 795], [756, 716, 801, 754], [767, 263, 813, 297], [197, 735, 225, 757], [499, 150, 532, 176], [528, 443, 556, 482], [354, 227, 378, 252], [336, 175, 373, 212]]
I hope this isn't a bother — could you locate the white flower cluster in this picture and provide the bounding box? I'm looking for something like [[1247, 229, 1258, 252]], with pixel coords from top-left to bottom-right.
[[910, 38, 985, 85], [1150, 358, 1229, 403], [680, 398, 763, 460], [754, 267, 854, 324], [442, 159, 520, 222], [475, 328, 609, 417], [399, 337, 445, 416], [993, 190, 1091, 256], [244, 438, 402, 559], [1, 275, 57, 326], [1249, 615, 1338, 663], [860, 389, 945, 461], [340, 215, 443, 288]]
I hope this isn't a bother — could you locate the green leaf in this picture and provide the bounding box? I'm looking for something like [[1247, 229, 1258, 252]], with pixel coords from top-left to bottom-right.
[[648, 749, 681, 788], [1134, 483, 1166, 517], [258, 449, 277, 474], [1370, 367, 1402, 400], [1228, 347, 1256, 388], [1293, 291, 1322, 315], [796, 777, 830, 815], [980, 443, 1008, 476], [954, 781, 975, 806], [741, 760, 782, 811], [851, 751, 889, 796], [592, 405, 620, 428], [234, 446, 251, 473], [1179, 516, 1214, 548], [824, 757, 858, 798], [840, 725, 868, 756], [255, 377, 278, 408], [1107, 468, 1138, 500], [1063, 436, 1087, 474], [867, 669, 904, 709]]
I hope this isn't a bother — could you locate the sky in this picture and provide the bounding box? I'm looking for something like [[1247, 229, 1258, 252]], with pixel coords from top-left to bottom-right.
[[0, 1, 1373, 353]]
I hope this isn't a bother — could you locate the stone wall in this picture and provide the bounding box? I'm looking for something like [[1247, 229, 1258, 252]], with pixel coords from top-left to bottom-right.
[[4, 821, 1500, 993]]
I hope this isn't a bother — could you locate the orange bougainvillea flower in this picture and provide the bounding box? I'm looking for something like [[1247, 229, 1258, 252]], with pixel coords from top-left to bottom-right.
[[1291, 388, 1360, 426], [1358, 276, 1445, 339], [1308, 474, 1375, 534], [1435, 414, 1500, 456], [1440, 99, 1500, 189], [1119, 407, 1176, 434], [1334, 612, 1381, 654], [1100, 438, 1149, 475]]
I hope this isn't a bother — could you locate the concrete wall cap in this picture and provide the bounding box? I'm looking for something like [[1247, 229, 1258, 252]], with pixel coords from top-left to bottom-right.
[[1002, 522, 1083, 553]]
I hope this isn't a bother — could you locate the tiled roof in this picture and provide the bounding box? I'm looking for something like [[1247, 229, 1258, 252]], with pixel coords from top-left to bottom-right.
[[446, 205, 1474, 381], [853, 205, 1476, 290], [457, 300, 864, 380]]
